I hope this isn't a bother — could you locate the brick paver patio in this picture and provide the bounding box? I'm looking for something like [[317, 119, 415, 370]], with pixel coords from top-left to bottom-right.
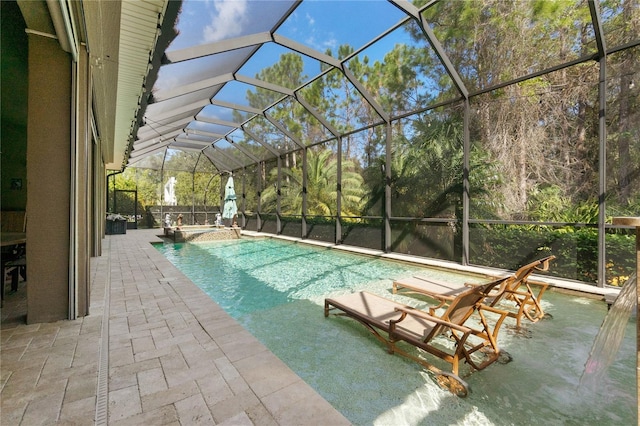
[[1, 229, 350, 425]]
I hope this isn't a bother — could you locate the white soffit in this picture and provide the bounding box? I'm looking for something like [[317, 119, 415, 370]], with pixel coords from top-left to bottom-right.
[[82, 0, 120, 166], [108, 0, 167, 170]]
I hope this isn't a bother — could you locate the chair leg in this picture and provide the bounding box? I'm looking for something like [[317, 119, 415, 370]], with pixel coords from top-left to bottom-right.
[[10, 267, 19, 292]]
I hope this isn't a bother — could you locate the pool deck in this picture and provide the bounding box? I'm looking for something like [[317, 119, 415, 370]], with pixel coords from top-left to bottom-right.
[[0, 229, 350, 425]]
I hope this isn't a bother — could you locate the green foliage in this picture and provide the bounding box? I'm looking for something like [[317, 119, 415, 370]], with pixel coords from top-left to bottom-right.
[[606, 232, 637, 286], [527, 185, 599, 223], [362, 107, 499, 223], [110, 168, 158, 212], [260, 148, 365, 217], [470, 224, 634, 286], [607, 195, 640, 219]]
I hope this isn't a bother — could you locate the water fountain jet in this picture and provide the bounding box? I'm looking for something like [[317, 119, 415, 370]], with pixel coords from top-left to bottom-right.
[[579, 273, 636, 394], [611, 217, 640, 420]]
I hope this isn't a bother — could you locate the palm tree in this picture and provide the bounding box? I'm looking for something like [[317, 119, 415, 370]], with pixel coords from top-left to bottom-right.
[[260, 148, 365, 217]]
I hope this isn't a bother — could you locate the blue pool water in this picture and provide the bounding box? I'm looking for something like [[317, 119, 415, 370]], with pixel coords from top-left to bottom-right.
[[156, 238, 637, 426], [158, 238, 463, 316]]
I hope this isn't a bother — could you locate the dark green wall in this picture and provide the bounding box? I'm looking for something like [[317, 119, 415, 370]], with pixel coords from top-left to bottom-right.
[[1, 1, 28, 210]]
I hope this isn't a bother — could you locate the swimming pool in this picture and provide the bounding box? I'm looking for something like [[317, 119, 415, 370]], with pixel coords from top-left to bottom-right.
[[156, 238, 636, 425]]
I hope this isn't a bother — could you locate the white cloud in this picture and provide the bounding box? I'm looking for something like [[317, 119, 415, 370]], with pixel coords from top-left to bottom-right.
[[305, 12, 314, 26], [322, 37, 337, 52], [300, 10, 337, 53], [202, 0, 249, 43]]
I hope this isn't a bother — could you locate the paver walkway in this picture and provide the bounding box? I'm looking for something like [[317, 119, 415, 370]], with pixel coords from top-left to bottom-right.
[[1, 229, 350, 425]]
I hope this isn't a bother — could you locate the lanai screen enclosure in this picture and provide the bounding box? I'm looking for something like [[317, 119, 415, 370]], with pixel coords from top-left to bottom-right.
[[114, 0, 640, 290]]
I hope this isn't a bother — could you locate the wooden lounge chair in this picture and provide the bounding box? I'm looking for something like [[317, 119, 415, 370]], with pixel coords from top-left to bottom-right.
[[324, 277, 511, 397], [392, 255, 555, 327]]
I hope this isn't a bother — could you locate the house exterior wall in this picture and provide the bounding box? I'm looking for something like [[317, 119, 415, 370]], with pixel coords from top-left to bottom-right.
[[22, 33, 99, 322], [26, 33, 72, 323]]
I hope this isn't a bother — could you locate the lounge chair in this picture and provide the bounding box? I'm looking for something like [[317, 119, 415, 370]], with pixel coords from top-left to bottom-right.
[[324, 277, 511, 397], [392, 255, 555, 327]]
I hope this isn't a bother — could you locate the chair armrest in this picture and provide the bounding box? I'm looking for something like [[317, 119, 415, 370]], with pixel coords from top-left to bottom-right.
[[477, 304, 509, 317], [393, 307, 472, 334], [503, 288, 533, 298], [464, 281, 504, 295], [525, 279, 549, 287]]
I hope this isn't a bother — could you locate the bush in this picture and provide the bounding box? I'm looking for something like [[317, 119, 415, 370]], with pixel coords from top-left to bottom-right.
[[470, 224, 634, 286]]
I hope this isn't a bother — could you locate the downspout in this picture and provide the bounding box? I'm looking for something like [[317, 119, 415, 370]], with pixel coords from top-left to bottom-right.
[[46, 0, 78, 62], [106, 171, 123, 213]]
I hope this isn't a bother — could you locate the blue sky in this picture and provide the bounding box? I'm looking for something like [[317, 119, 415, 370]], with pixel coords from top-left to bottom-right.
[[156, 0, 413, 93], [140, 0, 451, 163], [149, 0, 443, 129], [169, 0, 406, 54]]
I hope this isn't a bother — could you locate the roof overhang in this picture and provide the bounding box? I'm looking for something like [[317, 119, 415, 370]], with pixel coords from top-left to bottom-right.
[[17, 0, 180, 171]]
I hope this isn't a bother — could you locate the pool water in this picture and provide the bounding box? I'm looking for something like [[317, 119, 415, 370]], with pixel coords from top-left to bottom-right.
[[156, 238, 637, 426]]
